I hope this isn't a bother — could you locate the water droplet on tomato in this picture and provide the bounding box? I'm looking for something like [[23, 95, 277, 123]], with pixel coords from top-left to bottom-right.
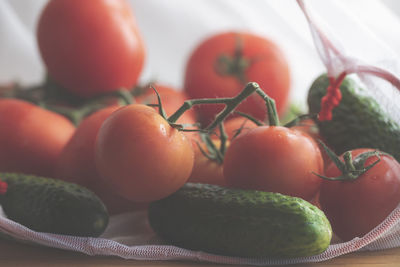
[[159, 124, 167, 136]]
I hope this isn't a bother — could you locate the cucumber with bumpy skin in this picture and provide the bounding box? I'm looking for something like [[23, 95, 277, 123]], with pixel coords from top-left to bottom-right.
[[148, 183, 332, 258], [307, 74, 400, 161], [0, 173, 108, 237]]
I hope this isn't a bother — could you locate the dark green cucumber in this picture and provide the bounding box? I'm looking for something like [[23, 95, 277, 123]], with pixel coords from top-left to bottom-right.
[[0, 173, 108, 237], [148, 183, 332, 258], [308, 74, 400, 161]]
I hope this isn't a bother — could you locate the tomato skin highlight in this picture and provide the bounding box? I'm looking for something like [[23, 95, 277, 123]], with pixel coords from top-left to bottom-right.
[[184, 32, 290, 127], [223, 126, 323, 200], [95, 104, 194, 202], [0, 99, 75, 177], [37, 0, 145, 97], [319, 149, 400, 241]]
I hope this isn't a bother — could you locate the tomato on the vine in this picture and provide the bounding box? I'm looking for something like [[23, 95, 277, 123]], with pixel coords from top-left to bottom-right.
[[37, 0, 145, 98], [223, 126, 323, 201], [319, 149, 400, 241], [184, 31, 290, 127], [95, 104, 194, 202]]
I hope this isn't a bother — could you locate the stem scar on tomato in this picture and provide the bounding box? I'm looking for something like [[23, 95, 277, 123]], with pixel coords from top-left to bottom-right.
[[214, 34, 267, 85]]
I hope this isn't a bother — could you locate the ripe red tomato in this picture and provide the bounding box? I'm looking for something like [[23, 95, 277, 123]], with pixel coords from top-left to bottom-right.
[[37, 0, 145, 98], [56, 106, 121, 187], [184, 31, 290, 127], [95, 104, 194, 202], [319, 149, 400, 241], [135, 84, 196, 125], [55, 105, 145, 214], [290, 119, 331, 168], [223, 126, 323, 200], [0, 99, 75, 177]]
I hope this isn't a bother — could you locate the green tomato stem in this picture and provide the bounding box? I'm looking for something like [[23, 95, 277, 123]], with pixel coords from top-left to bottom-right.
[[255, 89, 280, 126], [343, 152, 356, 172], [218, 123, 228, 156], [149, 85, 168, 120], [167, 98, 232, 124], [168, 82, 261, 130], [168, 82, 281, 133], [235, 111, 264, 126], [43, 104, 82, 126], [284, 113, 317, 128], [206, 83, 264, 131], [111, 89, 134, 105]]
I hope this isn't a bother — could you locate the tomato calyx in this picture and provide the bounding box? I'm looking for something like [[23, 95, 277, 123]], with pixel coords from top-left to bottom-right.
[[214, 36, 255, 84], [196, 128, 227, 164], [196, 112, 261, 165], [313, 141, 386, 181]]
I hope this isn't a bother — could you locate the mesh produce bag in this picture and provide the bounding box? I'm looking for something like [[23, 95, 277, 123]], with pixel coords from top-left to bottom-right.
[[1, 0, 400, 265]]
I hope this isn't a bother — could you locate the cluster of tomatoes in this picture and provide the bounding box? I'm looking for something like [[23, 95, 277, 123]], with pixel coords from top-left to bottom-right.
[[0, 0, 399, 245]]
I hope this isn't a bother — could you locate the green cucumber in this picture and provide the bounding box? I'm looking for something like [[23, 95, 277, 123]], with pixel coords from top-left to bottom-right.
[[0, 173, 108, 237], [307, 74, 400, 161], [148, 183, 332, 258]]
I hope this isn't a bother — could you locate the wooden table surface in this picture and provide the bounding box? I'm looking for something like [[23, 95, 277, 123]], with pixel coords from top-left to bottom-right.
[[0, 239, 399, 267]]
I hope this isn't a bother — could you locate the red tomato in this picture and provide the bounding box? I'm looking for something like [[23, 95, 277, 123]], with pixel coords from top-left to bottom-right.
[[188, 139, 227, 187], [290, 119, 331, 168], [37, 0, 145, 98], [56, 105, 145, 214], [95, 104, 194, 202], [135, 84, 196, 125], [319, 149, 400, 241], [56, 106, 121, 187], [223, 126, 323, 200], [0, 99, 75, 177], [184, 32, 290, 127]]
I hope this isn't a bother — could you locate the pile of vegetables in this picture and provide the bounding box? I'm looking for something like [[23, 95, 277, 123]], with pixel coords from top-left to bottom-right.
[[0, 0, 399, 259]]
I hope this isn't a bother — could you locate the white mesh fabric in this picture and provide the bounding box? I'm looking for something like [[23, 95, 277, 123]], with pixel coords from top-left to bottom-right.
[[0, 205, 400, 265]]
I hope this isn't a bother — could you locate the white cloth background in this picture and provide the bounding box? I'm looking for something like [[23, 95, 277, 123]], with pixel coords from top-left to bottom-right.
[[1, 0, 400, 265]]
